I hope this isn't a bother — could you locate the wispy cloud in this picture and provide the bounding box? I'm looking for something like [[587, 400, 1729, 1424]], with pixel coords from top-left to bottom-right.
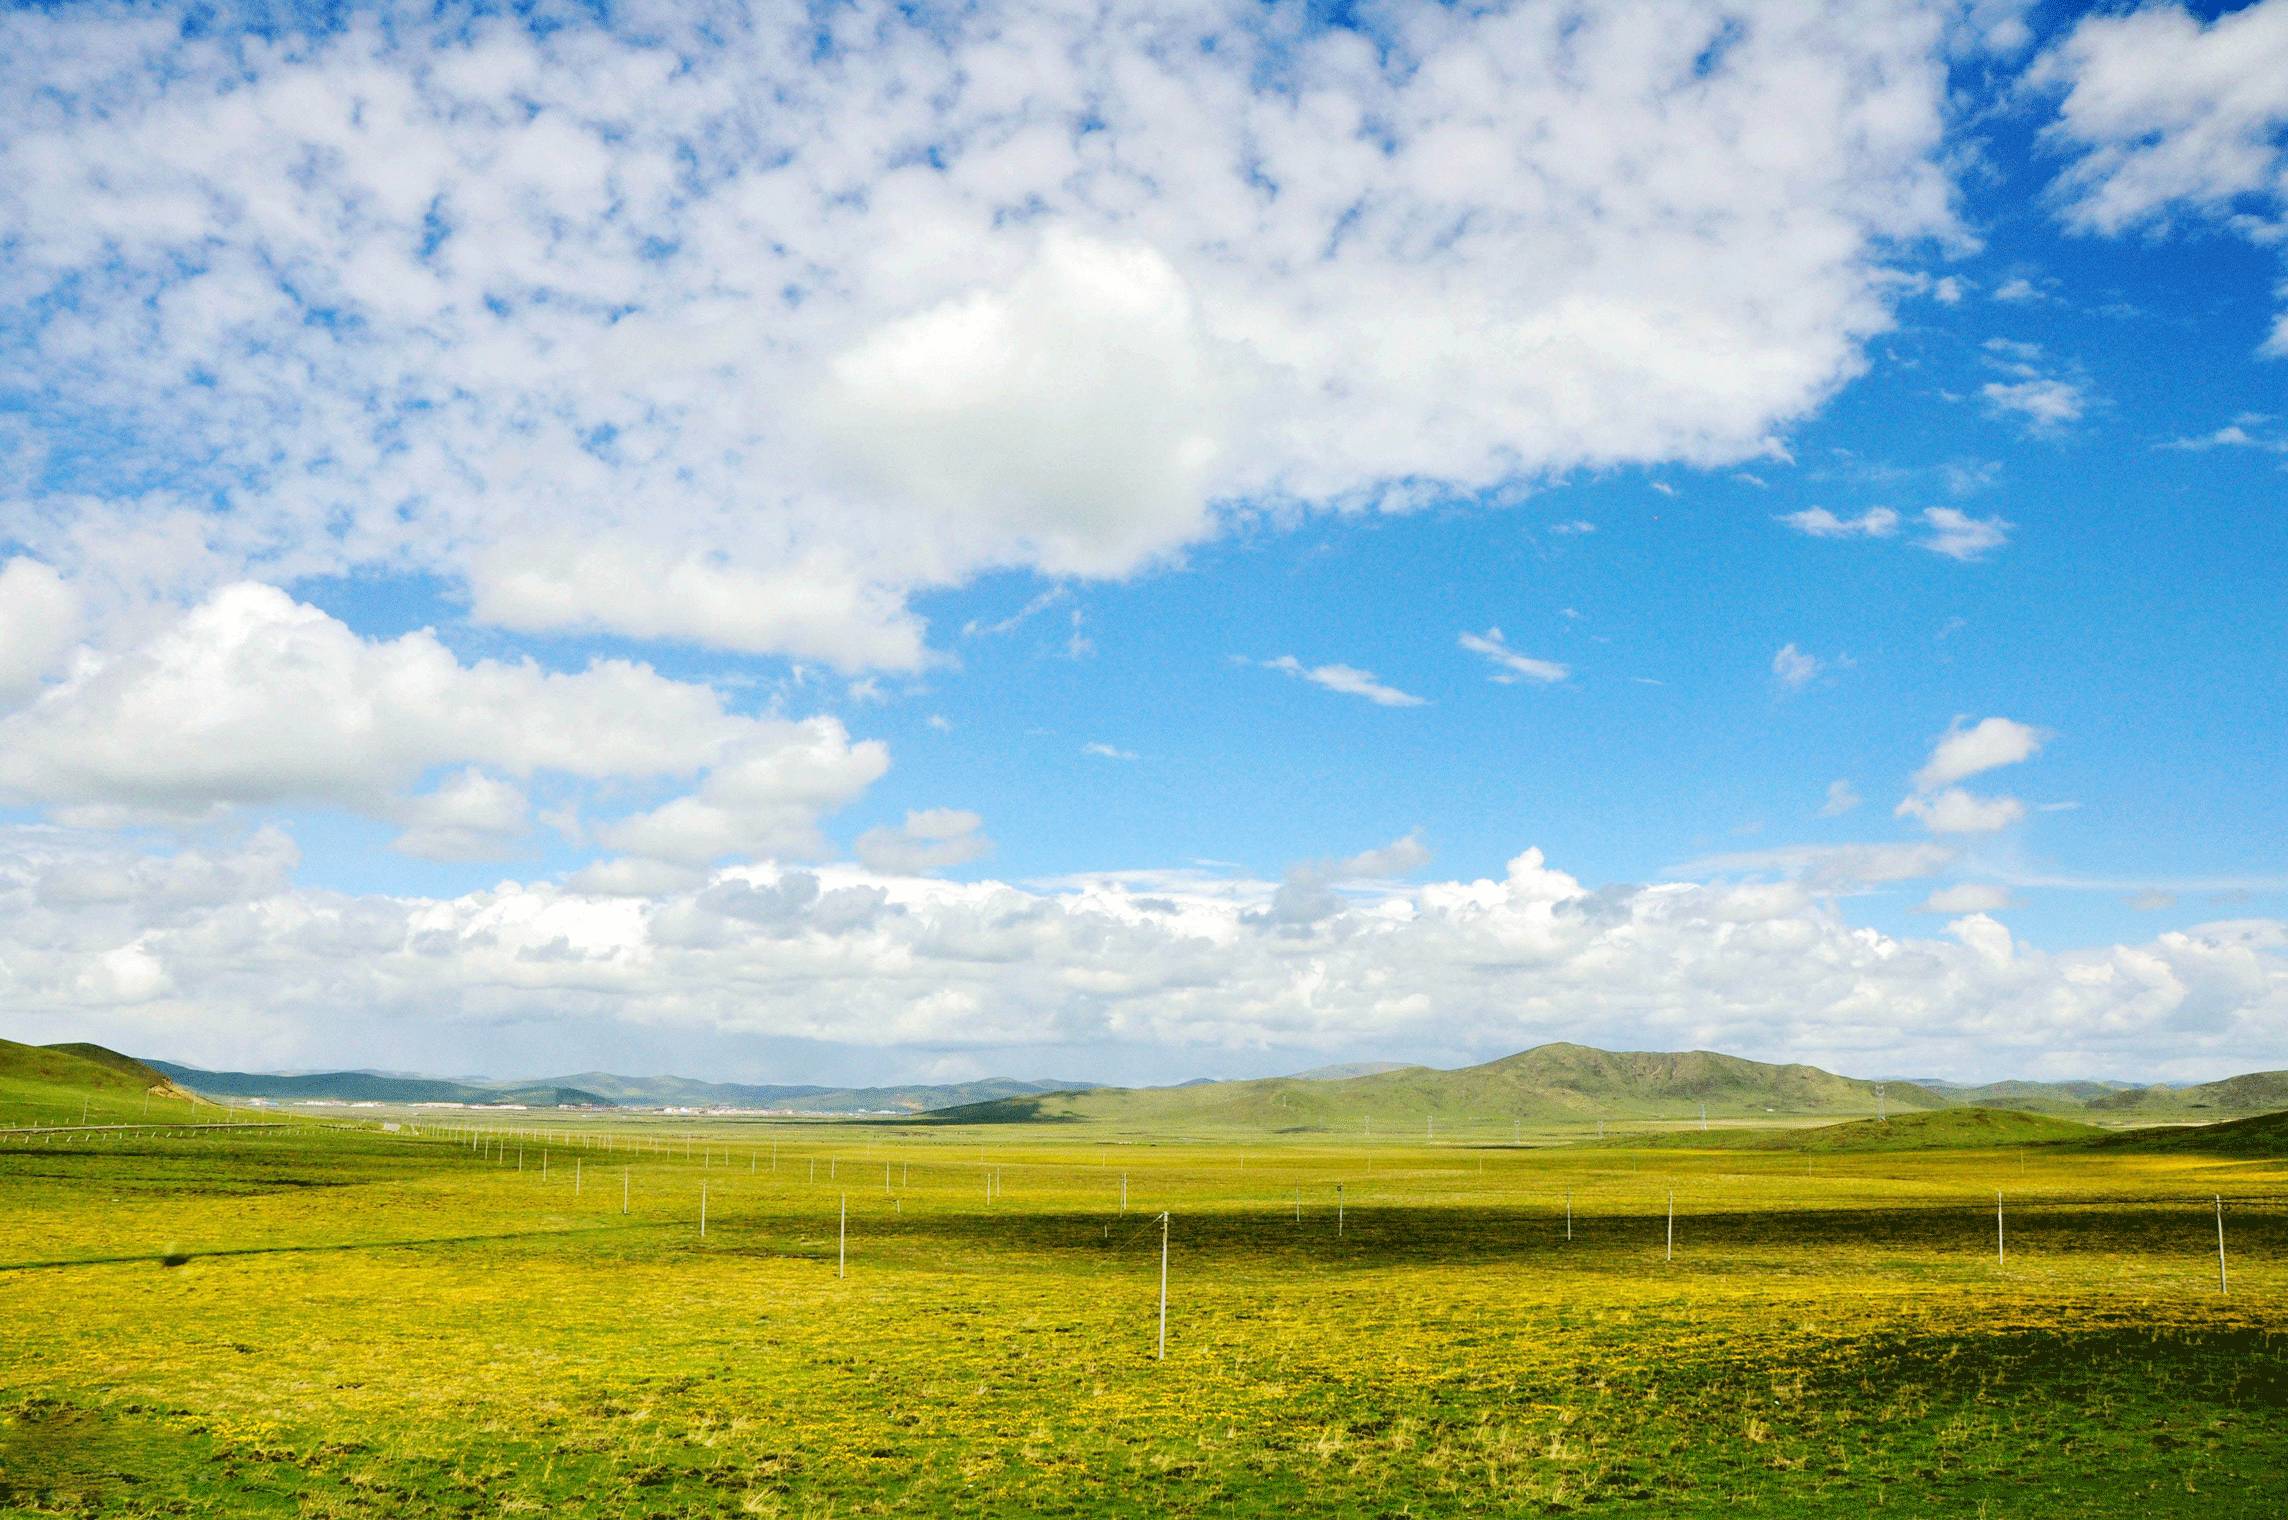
[[1260, 656, 1427, 708], [1458, 628, 1568, 685], [1082, 741, 1138, 761], [1772, 643, 1824, 689], [963, 586, 1070, 639], [1977, 339, 2090, 434]]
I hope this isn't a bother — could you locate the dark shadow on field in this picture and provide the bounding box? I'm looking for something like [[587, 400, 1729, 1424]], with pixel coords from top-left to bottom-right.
[[0, 1222, 671, 1275], [783, 1201, 2288, 1273]]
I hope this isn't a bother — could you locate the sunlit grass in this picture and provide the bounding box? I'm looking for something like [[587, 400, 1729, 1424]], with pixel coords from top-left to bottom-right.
[[3, 1115, 2283, 1515]]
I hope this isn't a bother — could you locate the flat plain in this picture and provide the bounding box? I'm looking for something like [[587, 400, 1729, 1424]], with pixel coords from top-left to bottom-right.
[[3, 1064, 2284, 1517]]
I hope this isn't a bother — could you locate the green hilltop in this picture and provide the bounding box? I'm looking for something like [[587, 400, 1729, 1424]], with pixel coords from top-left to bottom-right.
[[2092, 1109, 2288, 1157], [0, 1037, 210, 1127], [2085, 1069, 2288, 1118], [1610, 1107, 2109, 1152], [928, 1042, 1949, 1135]]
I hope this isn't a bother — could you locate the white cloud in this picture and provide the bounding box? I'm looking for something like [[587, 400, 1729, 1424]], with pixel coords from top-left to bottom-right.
[[1991, 276, 2043, 303], [1919, 883, 2013, 914], [15, 828, 2275, 1079], [469, 545, 931, 674], [2161, 419, 2288, 454], [392, 771, 531, 862], [0, 2, 1970, 665], [1912, 716, 2048, 791], [1458, 629, 1568, 685], [1771, 643, 1824, 689], [963, 587, 1070, 640], [1917, 506, 2012, 560], [1779, 506, 1900, 539], [1818, 779, 1863, 817], [1548, 520, 1597, 536], [598, 725, 892, 868], [1338, 832, 1433, 880], [0, 584, 844, 823], [1895, 787, 2026, 834], [1670, 841, 1958, 892], [2031, 0, 2288, 351], [1981, 376, 2087, 431], [1261, 656, 1427, 708], [853, 809, 992, 876], [1083, 742, 1139, 761], [0, 558, 82, 707]]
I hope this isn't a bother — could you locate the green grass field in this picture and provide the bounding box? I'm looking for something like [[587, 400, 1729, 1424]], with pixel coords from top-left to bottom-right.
[[4, 1058, 2285, 1516]]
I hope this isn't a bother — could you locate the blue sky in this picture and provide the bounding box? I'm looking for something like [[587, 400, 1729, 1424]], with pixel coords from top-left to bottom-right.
[[0, 0, 2283, 1085]]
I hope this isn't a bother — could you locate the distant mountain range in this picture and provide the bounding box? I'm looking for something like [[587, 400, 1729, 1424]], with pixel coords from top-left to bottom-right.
[[925, 1043, 2288, 1131], [142, 1059, 1082, 1114], [125, 1043, 2288, 1127]]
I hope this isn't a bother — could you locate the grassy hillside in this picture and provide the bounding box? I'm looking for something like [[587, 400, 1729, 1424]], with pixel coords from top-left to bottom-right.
[[0, 1039, 210, 1127], [1611, 1108, 2107, 1153], [1936, 1079, 2138, 1114], [2087, 1071, 2288, 1118], [2092, 1109, 2288, 1157], [928, 1043, 1942, 1135]]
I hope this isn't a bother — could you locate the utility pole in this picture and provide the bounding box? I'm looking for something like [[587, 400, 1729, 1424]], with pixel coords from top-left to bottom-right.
[[1157, 1212, 1170, 1362]]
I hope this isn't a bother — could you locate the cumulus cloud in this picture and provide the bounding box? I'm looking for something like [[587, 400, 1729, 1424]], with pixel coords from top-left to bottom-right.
[[1818, 779, 1863, 817], [0, 558, 82, 708], [1779, 506, 1901, 539], [1781, 505, 2006, 561], [1459, 628, 1569, 685], [2031, 0, 2288, 352], [391, 771, 532, 862], [1981, 376, 2087, 431], [10, 826, 2278, 1079], [1912, 716, 2048, 791], [597, 726, 893, 868], [853, 809, 993, 875], [1919, 883, 2013, 914], [1338, 832, 1434, 880], [1917, 506, 2013, 560], [1261, 656, 1426, 708], [0, 584, 858, 827], [1895, 787, 2027, 834], [0, 1, 1969, 665]]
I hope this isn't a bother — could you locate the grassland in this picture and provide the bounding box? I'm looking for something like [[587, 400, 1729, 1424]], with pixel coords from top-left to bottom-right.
[[4, 1062, 2285, 1516]]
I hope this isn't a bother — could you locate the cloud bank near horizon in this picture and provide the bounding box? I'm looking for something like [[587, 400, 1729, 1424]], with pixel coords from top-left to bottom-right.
[[4, 824, 2279, 1087]]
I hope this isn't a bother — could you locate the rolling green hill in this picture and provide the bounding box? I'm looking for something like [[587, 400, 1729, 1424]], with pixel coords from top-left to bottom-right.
[[2092, 1109, 2288, 1157], [2085, 1070, 2288, 1118], [926, 1043, 1947, 1134], [1929, 1079, 2139, 1114], [1611, 1107, 2108, 1153], [0, 1038, 210, 1126]]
